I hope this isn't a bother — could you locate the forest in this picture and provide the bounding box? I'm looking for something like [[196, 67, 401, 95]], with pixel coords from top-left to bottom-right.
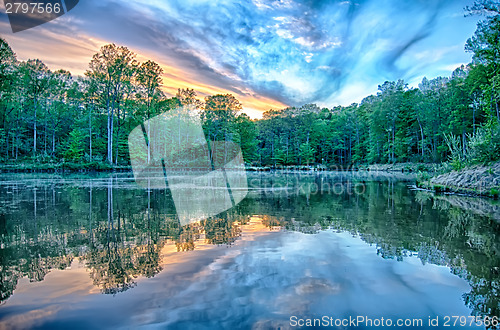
[[0, 1, 499, 171]]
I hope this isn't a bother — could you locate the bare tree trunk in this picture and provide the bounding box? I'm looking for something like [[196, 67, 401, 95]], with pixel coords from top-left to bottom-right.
[[416, 129, 419, 156], [473, 104, 476, 134], [110, 107, 114, 164], [115, 105, 120, 165], [462, 131, 466, 155], [89, 180, 93, 245], [392, 120, 396, 163], [147, 119, 151, 164], [89, 103, 92, 161], [33, 97, 37, 156], [496, 100, 499, 122], [106, 96, 111, 163], [52, 129, 55, 156], [272, 138, 275, 167], [44, 117, 47, 155]]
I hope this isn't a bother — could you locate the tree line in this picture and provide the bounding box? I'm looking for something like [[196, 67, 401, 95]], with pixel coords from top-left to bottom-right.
[[0, 0, 499, 169]]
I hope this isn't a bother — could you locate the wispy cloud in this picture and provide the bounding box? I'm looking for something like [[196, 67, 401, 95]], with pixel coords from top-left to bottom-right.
[[0, 0, 480, 115]]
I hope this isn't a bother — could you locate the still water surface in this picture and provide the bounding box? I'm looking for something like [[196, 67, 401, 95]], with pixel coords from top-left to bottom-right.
[[0, 171, 498, 329]]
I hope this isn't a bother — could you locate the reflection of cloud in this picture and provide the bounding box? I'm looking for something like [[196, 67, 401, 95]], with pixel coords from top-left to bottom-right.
[[135, 226, 471, 329], [0, 261, 98, 330], [0, 306, 60, 330], [0, 217, 473, 329]]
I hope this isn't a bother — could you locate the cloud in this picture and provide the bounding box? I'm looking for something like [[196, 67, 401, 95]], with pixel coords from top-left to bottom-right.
[[0, 0, 479, 114]]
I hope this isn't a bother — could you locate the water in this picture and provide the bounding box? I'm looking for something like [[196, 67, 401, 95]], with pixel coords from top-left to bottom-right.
[[0, 171, 498, 329]]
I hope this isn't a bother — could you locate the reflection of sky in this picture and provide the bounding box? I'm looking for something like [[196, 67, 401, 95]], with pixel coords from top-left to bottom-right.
[[0, 0, 480, 117], [0, 218, 473, 329]]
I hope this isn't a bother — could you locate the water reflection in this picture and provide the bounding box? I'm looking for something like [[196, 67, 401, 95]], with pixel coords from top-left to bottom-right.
[[0, 172, 498, 328]]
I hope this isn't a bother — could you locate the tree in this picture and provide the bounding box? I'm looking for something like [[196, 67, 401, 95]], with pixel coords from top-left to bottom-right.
[[86, 44, 137, 164], [137, 60, 163, 119], [299, 142, 315, 165], [466, 0, 500, 121], [176, 88, 203, 108], [202, 94, 241, 141], [19, 59, 51, 157], [418, 76, 451, 161], [235, 114, 257, 164], [376, 80, 407, 163], [64, 128, 86, 161], [202, 94, 242, 165], [0, 39, 17, 159], [0, 38, 16, 101]]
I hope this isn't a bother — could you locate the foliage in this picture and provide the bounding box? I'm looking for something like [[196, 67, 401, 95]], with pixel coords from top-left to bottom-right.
[[445, 123, 500, 169], [64, 128, 86, 161], [1, 6, 500, 169]]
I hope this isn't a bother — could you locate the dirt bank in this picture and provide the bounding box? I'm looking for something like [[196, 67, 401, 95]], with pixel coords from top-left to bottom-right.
[[367, 163, 437, 172], [419, 161, 500, 198]]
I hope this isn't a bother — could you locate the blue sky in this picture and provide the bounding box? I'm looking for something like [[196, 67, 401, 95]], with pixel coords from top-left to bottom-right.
[[0, 0, 481, 117]]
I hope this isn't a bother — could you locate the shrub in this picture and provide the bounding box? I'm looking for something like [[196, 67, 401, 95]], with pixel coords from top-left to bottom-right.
[[444, 122, 500, 169], [490, 188, 499, 199], [433, 184, 447, 193], [468, 123, 500, 163]]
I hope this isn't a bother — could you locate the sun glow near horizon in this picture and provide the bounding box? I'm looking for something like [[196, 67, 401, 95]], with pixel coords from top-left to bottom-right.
[[1, 22, 286, 119]]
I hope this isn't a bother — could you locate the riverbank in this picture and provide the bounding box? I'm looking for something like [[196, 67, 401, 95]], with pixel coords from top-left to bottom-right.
[[366, 163, 437, 172], [0, 161, 437, 173], [418, 161, 500, 199], [0, 162, 132, 172], [246, 162, 437, 172]]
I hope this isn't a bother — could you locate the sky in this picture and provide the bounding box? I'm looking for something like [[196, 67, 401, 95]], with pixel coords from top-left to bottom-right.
[[0, 0, 482, 118]]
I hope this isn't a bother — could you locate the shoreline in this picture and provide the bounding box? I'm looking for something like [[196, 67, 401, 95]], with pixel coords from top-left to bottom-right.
[[1, 161, 498, 200], [417, 161, 500, 199], [0, 162, 132, 173]]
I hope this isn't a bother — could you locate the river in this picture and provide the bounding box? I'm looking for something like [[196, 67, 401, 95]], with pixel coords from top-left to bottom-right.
[[0, 171, 498, 329]]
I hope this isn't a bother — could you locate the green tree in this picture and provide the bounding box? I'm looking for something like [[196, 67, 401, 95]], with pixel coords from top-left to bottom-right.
[[466, 0, 500, 121], [235, 114, 257, 164], [19, 59, 51, 157], [86, 44, 137, 164], [299, 142, 315, 166], [0, 39, 18, 160], [64, 128, 86, 161]]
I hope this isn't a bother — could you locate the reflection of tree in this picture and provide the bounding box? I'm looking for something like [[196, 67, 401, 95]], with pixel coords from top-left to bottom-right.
[[86, 244, 137, 294], [0, 177, 173, 300], [201, 214, 242, 245], [434, 198, 500, 326], [1, 250, 73, 303], [174, 212, 244, 250], [176, 222, 201, 251], [417, 242, 449, 266], [136, 243, 163, 278], [1, 173, 499, 324], [238, 174, 500, 324], [83, 180, 166, 294], [261, 215, 284, 229], [464, 274, 500, 329], [0, 270, 17, 303], [84, 226, 165, 294]]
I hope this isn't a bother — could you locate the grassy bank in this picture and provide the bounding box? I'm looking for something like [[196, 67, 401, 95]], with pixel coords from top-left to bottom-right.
[[0, 162, 132, 173], [246, 162, 438, 172], [417, 161, 500, 199], [366, 163, 437, 173]]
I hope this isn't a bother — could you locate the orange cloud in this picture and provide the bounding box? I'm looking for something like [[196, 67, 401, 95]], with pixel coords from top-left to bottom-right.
[[1, 22, 286, 119]]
